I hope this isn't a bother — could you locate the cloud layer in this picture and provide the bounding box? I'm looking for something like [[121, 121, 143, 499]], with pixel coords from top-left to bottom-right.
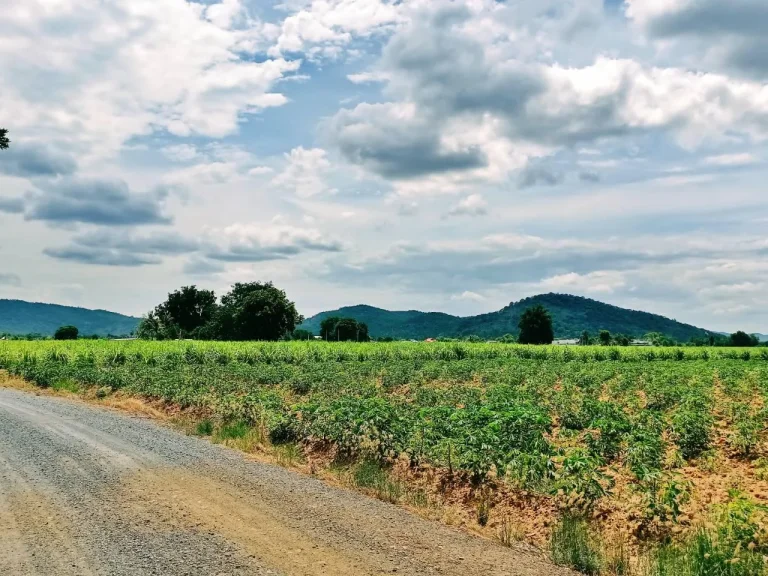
[[1, 0, 768, 332]]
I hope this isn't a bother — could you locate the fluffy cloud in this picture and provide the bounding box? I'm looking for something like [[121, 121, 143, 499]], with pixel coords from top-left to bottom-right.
[[0, 197, 25, 214], [162, 145, 202, 163], [626, 0, 768, 79], [0, 0, 299, 158], [269, 0, 403, 59], [0, 144, 77, 177], [329, 103, 488, 180], [327, 1, 768, 194], [451, 290, 485, 302], [539, 271, 627, 294], [271, 147, 334, 197], [26, 178, 172, 226], [203, 221, 343, 262], [447, 194, 488, 217], [43, 230, 198, 267]]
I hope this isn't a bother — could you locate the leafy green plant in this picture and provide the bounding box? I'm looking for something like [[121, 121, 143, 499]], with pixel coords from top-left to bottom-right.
[[671, 397, 714, 460], [552, 450, 611, 513]]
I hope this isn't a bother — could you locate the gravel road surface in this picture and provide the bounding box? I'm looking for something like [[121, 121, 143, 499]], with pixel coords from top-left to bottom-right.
[[0, 387, 572, 576]]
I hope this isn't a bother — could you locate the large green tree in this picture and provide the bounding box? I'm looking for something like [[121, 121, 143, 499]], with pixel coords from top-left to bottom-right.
[[731, 331, 758, 347], [517, 305, 554, 345], [156, 285, 217, 336], [0, 129, 9, 150], [138, 286, 217, 340], [216, 282, 303, 341], [54, 325, 79, 340]]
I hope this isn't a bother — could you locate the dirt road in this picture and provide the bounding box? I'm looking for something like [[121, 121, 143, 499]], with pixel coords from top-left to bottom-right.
[[0, 387, 572, 576]]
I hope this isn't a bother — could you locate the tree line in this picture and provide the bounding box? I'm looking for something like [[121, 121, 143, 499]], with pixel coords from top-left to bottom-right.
[[136, 284, 375, 342]]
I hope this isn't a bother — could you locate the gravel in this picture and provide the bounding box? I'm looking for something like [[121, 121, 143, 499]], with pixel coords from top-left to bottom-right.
[[0, 388, 573, 576]]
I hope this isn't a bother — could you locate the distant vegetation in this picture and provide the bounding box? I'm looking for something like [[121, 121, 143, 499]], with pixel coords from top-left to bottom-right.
[[0, 128, 9, 150], [0, 300, 139, 337], [301, 293, 719, 342], [319, 316, 370, 342]]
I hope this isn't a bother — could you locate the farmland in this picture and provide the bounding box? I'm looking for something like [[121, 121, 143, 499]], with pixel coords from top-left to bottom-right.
[[2, 340, 768, 575]]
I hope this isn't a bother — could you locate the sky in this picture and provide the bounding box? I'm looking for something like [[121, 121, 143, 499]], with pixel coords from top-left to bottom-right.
[[1, 0, 768, 332]]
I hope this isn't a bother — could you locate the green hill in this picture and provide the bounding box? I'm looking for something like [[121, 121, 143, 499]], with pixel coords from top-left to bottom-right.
[[301, 293, 714, 341], [0, 300, 140, 337]]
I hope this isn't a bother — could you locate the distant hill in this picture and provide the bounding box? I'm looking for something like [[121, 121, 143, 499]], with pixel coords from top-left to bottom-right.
[[0, 300, 140, 336], [754, 333, 768, 343], [301, 293, 714, 341]]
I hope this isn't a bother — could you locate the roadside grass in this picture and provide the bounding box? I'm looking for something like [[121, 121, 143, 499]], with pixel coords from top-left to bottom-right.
[[497, 515, 525, 547], [551, 514, 601, 575], [51, 378, 80, 394], [646, 530, 766, 576], [195, 418, 214, 436]]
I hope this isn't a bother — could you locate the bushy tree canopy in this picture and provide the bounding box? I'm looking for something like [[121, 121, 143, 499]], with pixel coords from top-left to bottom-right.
[[138, 282, 302, 341], [319, 316, 370, 341], [517, 305, 554, 345], [731, 331, 759, 347], [138, 286, 216, 340], [216, 282, 303, 341], [54, 325, 79, 340], [0, 129, 9, 150]]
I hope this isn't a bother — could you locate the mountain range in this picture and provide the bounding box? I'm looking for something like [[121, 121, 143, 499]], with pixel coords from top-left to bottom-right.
[[0, 293, 727, 341], [301, 293, 715, 341], [0, 300, 140, 336]]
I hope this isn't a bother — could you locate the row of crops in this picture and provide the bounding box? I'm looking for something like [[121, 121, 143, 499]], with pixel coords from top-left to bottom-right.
[[1, 341, 766, 479], [2, 340, 768, 573]]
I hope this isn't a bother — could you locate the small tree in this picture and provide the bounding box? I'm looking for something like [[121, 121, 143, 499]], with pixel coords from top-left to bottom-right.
[[319, 316, 370, 341], [579, 330, 591, 346], [518, 305, 554, 345], [54, 325, 79, 340], [320, 316, 343, 340], [599, 330, 611, 346], [0, 129, 9, 150], [292, 329, 314, 341]]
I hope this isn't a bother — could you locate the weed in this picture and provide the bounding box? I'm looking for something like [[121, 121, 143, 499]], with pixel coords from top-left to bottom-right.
[[602, 541, 630, 576], [51, 378, 80, 393], [274, 443, 303, 467], [550, 514, 601, 575], [649, 530, 766, 576], [196, 419, 214, 436], [216, 420, 250, 441], [476, 488, 491, 526], [497, 515, 524, 547]]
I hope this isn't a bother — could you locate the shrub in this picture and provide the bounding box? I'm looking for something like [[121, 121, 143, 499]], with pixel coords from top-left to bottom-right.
[[54, 325, 79, 340], [196, 419, 214, 436]]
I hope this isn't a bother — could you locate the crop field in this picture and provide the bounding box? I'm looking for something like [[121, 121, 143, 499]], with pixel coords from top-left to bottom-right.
[[2, 340, 768, 575]]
